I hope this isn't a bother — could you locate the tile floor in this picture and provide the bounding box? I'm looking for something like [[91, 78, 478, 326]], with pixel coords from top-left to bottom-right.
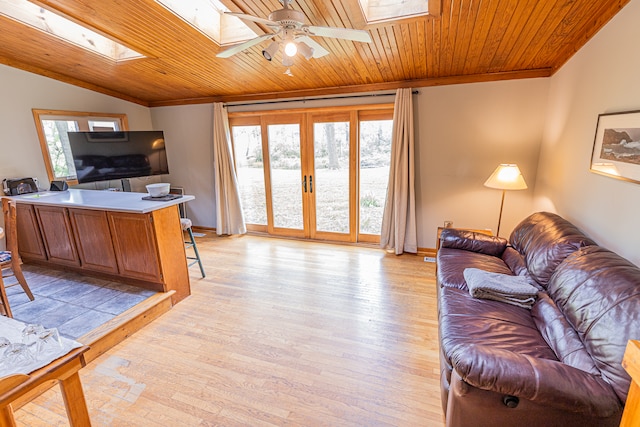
[[4, 265, 156, 340]]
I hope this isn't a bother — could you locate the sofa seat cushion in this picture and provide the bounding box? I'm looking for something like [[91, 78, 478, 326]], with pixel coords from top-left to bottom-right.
[[439, 286, 557, 362], [437, 247, 513, 291], [547, 245, 640, 403], [509, 212, 597, 287]]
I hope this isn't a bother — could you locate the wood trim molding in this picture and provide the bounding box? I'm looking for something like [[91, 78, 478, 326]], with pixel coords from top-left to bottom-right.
[[147, 69, 553, 107]]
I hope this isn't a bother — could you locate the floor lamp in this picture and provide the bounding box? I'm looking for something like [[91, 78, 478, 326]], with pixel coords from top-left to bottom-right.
[[484, 164, 527, 237]]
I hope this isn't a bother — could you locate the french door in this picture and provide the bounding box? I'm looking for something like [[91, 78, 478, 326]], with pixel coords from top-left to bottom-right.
[[230, 105, 393, 243]]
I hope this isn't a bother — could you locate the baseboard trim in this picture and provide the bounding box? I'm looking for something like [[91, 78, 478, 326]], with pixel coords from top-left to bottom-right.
[[418, 247, 437, 257]]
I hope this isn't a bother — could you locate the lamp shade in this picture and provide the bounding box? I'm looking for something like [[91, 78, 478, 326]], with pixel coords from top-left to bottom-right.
[[484, 164, 527, 190]]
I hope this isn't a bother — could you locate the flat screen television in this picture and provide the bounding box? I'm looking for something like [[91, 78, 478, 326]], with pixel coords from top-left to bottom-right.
[[67, 130, 169, 184]]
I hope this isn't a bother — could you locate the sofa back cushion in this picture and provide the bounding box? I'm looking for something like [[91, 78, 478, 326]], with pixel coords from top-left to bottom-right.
[[547, 246, 640, 402], [509, 212, 596, 287], [531, 292, 600, 376], [440, 228, 507, 257]]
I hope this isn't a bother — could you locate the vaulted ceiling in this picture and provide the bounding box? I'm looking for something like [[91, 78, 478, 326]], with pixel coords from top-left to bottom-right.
[[0, 0, 629, 107]]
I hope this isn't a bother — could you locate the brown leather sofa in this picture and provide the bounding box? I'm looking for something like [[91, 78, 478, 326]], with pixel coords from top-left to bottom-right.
[[436, 212, 640, 427]]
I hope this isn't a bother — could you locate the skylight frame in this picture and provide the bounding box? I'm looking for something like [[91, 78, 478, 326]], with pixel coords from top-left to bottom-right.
[[156, 0, 258, 47], [358, 0, 430, 24], [0, 0, 144, 62]]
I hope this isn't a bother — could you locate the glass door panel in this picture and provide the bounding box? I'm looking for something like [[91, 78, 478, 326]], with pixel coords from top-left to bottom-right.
[[231, 125, 267, 227], [313, 121, 350, 234], [267, 123, 304, 230], [359, 119, 393, 236]]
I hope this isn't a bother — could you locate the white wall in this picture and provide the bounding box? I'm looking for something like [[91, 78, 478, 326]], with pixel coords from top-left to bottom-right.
[[536, 0, 640, 266], [415, 79, 548, 247], [150, 104, 216, 229], [0, 64, 154, 191]]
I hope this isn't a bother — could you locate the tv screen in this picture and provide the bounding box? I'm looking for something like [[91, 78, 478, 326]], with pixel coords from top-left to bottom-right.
[[67, 130, 169, 184]]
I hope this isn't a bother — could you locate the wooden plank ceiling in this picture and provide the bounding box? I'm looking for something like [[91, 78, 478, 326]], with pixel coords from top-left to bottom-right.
[[0, 0, 629, 106]]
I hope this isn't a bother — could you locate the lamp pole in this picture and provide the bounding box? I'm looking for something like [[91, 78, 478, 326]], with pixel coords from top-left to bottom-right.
[[496, 189, 506, 237]]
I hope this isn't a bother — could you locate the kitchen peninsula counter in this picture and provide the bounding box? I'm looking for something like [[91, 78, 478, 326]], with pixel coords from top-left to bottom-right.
[[11, 188, 194, 213], [10, 189, 193, 303]]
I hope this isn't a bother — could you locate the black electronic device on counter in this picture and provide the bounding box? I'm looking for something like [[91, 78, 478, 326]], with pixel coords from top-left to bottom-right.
[[49, 180, 68, 191], [3, 177, 38, 195]]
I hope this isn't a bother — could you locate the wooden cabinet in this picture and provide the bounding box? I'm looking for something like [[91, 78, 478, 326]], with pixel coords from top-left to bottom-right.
[[34, 205, 80, 267], [107, 211, 162, 282], [15, 203, 47, 261], [68, 208, 119, 274], [13, 193, 190, 304]]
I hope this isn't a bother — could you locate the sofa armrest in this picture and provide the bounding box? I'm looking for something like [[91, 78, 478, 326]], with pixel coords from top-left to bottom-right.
[[450, 343, 622, 417], [440, 229, 507, 257]]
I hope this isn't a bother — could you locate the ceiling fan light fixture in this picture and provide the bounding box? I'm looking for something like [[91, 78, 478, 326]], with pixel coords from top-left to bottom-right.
[[297, 41, 314, 60], [284, 41, 297, 57], [262, 41, 279, 61], [282, 55, 294, 67]]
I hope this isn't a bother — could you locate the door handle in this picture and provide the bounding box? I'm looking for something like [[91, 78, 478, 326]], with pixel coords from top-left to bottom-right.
[[302, 175, 307, 192], [309, 175, 313, 193]]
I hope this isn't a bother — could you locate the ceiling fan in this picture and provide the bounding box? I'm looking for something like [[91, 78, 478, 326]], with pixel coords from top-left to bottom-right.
[[216, 0, 372, 66]]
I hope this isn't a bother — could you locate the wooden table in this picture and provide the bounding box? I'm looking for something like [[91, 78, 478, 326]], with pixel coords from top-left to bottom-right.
[[0, 345, 91, 426], [621, 340, 640, 426]]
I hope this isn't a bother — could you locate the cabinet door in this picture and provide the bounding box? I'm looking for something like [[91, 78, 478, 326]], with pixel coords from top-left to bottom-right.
[[35, 206, 80, 266], [68, 208, 119, 274], [15, 203, 47, 261], [108, 211, 162, 282]]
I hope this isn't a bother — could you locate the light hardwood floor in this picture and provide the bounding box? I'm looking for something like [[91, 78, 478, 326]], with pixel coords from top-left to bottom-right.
[[14, 234, 444, 426]]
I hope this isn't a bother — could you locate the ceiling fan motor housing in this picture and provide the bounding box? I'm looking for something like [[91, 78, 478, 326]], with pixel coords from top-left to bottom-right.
[[269, 8, 305, 28]]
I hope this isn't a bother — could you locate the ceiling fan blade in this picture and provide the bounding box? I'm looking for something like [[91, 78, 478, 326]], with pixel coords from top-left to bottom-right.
[[224, 12, 279, 28], [216, 33, 274, 58], [296, 36, 329, 58], [306, 26, 372, 43]]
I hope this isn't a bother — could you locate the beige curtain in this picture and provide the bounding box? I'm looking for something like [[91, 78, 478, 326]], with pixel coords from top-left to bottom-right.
[[212, 103, 246, 235], [380, 88, 417, 254]]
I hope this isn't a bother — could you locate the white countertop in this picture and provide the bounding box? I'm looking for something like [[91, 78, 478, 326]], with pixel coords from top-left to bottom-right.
[[10, 189, 194, 213]]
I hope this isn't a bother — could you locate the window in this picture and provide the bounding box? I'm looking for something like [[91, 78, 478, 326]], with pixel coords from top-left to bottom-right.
[[156, 0, 257, 46], [358, 111, 393, 238], [0, 0, 143, 61], [229, 105, 393, 243], [358, 0, 430, 23], [32, 110, 128, 183]]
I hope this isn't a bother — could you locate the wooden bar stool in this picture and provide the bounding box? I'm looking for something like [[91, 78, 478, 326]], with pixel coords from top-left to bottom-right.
[[0, 198, 35, 317]]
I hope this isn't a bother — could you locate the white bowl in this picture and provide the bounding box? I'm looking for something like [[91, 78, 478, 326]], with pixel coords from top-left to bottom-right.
[[146, 183, 170, 197]]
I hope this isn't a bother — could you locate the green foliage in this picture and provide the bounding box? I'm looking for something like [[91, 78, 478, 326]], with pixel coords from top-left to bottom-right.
[[360, 191, 381, 208]]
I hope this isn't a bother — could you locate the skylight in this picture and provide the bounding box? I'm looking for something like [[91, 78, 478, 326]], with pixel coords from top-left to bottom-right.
[[359, 0, 429, 23], [156, 0, 257, 46], [0, 0, 143, 62]]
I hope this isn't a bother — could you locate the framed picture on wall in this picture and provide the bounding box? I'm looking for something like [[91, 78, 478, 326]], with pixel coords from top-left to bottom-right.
[[591, 110, 640, 184]]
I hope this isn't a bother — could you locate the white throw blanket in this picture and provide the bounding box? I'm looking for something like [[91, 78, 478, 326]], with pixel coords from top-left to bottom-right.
[[463, 268, 540, 309]]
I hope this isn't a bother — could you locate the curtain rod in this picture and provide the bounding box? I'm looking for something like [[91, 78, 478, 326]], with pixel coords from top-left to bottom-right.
[[225, 90, 419, 108]]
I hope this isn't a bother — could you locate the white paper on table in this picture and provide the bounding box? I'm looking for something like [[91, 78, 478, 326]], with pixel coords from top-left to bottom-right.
[[0, 316, 82, 377]]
